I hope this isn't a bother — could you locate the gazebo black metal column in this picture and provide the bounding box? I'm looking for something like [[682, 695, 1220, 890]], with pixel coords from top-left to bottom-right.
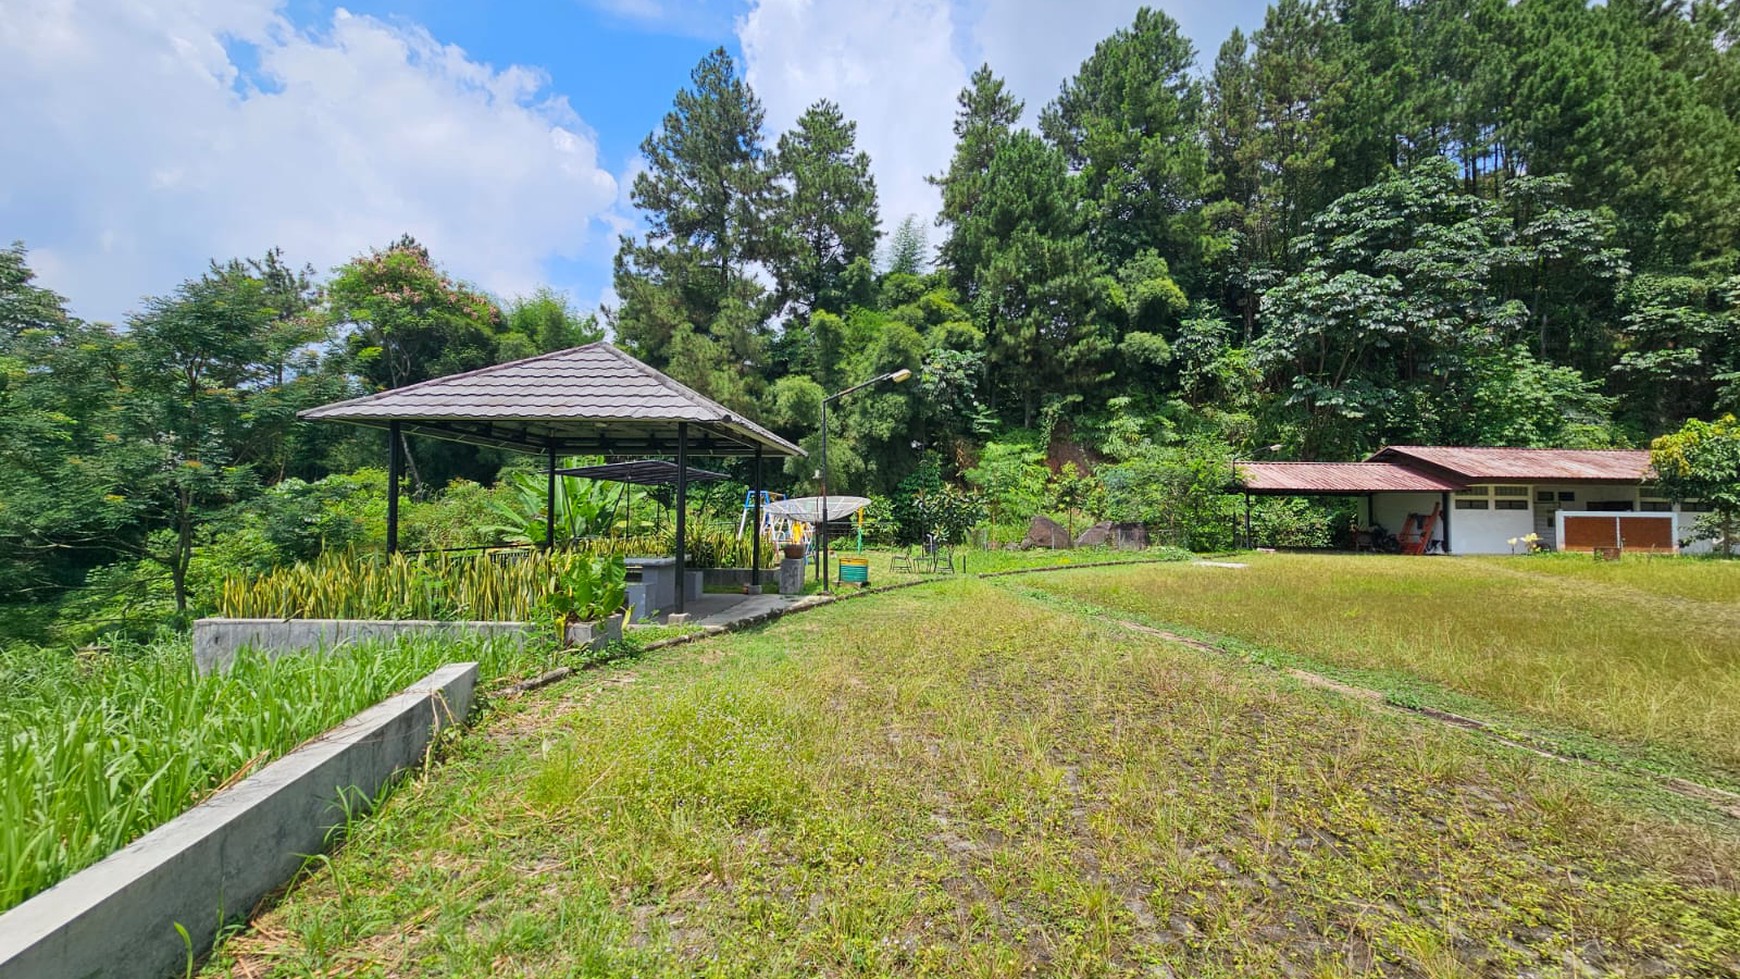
[[674, 423, 688, 616], [546, 444, 557, 552], [387, 421, 403, 555], [752, 446, 763, 592]]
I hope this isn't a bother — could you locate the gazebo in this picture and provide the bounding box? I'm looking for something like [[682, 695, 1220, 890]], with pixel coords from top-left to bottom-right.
[[298, 342, 804, 614]]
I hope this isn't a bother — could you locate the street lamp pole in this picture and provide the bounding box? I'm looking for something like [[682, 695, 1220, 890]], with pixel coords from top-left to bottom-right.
[[820, 367, 913, 592]]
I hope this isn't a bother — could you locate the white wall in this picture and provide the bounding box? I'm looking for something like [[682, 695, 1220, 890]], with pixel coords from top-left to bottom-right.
[[1448, 502, 1535, 554], [1677, 514, 1717, 554]]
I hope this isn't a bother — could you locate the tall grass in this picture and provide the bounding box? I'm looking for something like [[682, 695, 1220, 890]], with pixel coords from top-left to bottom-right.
[[0, 634, 544, 914], [221, 538, 773, 621], [220, 550, 587, 621], [1030, 554, 1740, 773]]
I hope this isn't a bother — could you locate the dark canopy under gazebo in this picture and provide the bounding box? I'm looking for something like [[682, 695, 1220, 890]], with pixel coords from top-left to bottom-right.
[[298, 342, 804, 613], [550, 459, 730, 485]]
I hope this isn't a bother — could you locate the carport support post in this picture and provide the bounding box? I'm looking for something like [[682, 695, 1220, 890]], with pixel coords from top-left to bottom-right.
[[1440, 490, 1452, 554], [1243, 492, 1253, 548], [751, 446, 763, 591], [386, 421, 402, 556], [674, 423, 688, 616], [545, 444, 557, 553]]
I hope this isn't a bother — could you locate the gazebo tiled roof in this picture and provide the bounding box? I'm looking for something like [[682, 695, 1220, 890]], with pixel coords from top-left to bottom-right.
[[298, 342, 802, 458]]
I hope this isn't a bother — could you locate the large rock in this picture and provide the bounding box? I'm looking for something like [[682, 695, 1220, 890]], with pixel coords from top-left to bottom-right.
[[1074, 521, 1114, 547], [1075, 521, 1150, 549], [1022, 514, 1072, 549]]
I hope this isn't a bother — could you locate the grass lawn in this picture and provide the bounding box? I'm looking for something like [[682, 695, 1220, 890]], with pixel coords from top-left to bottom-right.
[[1023, 554, 1740, 781], [855, 543, 1185, 577], [207, 576, 1740, 977]]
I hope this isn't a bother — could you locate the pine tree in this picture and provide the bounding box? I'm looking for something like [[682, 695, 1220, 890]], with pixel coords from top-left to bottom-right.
[[882, 215, 930, 277], [770, 99, 880, 317], [970, 132, 1108, 425], [610, 47, 779, 400], [931, 65, 1024, 299], [1039, 7, 1212, 285]]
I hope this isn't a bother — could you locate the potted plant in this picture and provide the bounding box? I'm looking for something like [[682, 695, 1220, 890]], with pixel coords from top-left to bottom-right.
[[542, 556, 628, 652]]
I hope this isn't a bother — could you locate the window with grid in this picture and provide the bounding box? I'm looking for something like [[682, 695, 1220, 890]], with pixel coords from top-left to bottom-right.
[[1455, 486, 1492, 510], [1492, 486, 1529, 510]]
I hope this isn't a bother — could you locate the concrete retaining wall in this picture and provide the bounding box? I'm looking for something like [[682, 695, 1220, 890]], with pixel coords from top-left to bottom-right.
[[699, 567, 774, 589], [0, 662, 479, 979], [193, 617, 532, 672]]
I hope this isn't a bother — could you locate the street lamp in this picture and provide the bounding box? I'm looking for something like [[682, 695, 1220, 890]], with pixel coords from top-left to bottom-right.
[[820, 367, 913, 591]]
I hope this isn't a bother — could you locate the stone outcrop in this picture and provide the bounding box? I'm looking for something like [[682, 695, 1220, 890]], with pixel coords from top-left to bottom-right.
[[1022, 515, 1072, 549], [1074, 521, 1149, 549]]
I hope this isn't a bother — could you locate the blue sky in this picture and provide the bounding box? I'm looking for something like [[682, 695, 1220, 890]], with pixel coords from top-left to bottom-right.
[[0, 0, 1269, 324]]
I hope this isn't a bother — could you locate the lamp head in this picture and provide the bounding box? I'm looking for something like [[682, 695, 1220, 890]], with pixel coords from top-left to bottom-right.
[[889, 368, 913, 384]]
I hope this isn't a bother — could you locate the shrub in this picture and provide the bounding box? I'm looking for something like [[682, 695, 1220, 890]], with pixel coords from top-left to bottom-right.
[[218, 550, 628, 622]]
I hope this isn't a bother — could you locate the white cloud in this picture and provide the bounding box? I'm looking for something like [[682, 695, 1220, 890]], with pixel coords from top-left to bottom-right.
[[962, 0, 1159, 123], [0, 0, 619, 322], [739, 0, 966, 237], [737, 0, 1244, 239]]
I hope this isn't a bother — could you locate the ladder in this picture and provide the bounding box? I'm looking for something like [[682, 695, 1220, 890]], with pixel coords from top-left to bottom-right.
[[1398, 503, 1442, 556]]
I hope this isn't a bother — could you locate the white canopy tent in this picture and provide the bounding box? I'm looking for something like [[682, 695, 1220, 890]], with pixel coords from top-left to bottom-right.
[[763, 496, 872, 524]]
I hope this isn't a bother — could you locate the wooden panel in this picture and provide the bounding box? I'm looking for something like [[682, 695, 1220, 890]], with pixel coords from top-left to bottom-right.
[[1618, 516, 1675, 552], [1563, 516, 1618, 550]]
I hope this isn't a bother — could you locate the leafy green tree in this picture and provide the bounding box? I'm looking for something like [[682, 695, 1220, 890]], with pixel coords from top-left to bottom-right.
[[1, 241, 71, 338], [1509, 0, 1740, 266], [1460, 345, 1617, 447], [965, 441, 1049, 540], [1613, 272, 1740, 433], [501, 288, 602, 359], [1100, 435, 1238, 550], [771, 99, 880, 317], [1040, 7, 1213, 284], [1243, 0, 1348, 270], [1255, 158, 1617, 455], [110, 263, 281, 619], [1046, 461, 1103, 538], [611, 47, 779, 400], [1650, 414, 1740, 555], [0, 247, 128, 601]]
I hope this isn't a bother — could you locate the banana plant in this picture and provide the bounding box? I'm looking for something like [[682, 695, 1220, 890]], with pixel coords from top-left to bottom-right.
[[481, 471, 643, 546]]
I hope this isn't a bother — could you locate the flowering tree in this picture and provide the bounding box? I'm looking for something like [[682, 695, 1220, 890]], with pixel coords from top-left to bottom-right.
[[327, 236, 502, 392]]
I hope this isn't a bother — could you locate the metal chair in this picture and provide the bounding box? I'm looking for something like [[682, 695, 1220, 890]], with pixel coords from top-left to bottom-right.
[[933, 544, 955, 574], [891, 545, 917, 573]]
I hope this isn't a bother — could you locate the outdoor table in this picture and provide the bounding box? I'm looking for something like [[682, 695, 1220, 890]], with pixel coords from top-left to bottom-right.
[[624, 556, 701, 618]]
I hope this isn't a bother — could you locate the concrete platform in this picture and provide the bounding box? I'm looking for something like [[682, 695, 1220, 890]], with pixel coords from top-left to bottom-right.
[[646, 593, 800, 629]]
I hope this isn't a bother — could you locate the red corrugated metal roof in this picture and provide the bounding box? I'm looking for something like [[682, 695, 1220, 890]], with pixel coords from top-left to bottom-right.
[[1235, 462, 1467, 494], [1366, 446, 1651, 482]]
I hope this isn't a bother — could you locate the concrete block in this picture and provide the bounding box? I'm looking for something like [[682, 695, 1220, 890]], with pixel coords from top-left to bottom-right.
[[193, 618, 532, 673], [0, 662, 479, 979], [562, 613, 623, 652], [777, 557, 805, 595]]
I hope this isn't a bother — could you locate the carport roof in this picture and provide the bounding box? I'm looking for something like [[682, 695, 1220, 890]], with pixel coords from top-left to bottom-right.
[[1235, 462, 1467, 495]]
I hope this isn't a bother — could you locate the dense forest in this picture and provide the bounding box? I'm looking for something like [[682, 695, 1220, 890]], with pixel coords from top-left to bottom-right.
[[4, 0, 1739, 643]]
